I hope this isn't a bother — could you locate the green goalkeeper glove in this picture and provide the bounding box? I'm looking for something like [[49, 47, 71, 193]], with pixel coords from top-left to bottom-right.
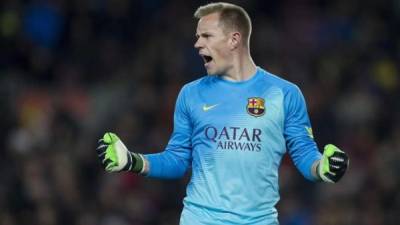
[[317, 144, 349, 183], [97, 132, 144, 173]]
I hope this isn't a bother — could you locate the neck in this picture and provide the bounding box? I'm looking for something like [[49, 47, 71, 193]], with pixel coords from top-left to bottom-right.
[[222, 48, 257, 82]]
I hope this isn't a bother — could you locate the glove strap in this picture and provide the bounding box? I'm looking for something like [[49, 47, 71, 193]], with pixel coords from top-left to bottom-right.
[[316, 162, 323, 181], [124, 151, 144, 173]]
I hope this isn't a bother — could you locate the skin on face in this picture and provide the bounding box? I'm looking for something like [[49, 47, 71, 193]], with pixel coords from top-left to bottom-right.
[[194, 13, 234, 75]]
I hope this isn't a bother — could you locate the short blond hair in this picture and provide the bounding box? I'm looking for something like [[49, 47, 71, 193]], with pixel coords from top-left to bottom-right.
[[194, 2, 252, 46]]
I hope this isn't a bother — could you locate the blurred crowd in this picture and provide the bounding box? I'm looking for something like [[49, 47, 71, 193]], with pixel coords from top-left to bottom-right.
[[0, 0, 399, 224]]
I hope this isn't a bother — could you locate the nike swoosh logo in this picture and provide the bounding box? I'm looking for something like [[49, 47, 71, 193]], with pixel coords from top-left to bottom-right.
[[203, 104, 219, 111]]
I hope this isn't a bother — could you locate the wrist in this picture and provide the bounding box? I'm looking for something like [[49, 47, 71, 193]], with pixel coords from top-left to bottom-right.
[[312, 160, 322, 181], [316, 161, 322, 181], [129, 152, 145, 173], [139, 155, 149, 175]]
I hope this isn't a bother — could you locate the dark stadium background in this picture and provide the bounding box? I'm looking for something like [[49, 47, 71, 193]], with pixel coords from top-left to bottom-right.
[[0, 0, 399, 224]]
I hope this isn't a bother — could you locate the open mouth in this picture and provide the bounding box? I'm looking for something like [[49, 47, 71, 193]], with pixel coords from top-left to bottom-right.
[[201, 55, 213, 64]]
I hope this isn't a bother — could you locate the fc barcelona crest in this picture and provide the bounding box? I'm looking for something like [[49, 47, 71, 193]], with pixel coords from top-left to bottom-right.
[[247, 97, 265, 117]]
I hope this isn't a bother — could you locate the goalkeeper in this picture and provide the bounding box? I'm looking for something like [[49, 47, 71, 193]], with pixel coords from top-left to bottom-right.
[[97, 2, 349, 225]]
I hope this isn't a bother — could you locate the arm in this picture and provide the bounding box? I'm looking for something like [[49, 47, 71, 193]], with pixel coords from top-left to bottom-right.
[[144, 85, 192, 178], [284, 85, 349, 183], [284, 85, 322, 181], [97, 86, 193, 179]]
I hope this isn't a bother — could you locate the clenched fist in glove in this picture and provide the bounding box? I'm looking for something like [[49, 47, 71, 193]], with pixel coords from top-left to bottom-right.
[[97, 132, 145, 173], [317, 144, 349, 183]]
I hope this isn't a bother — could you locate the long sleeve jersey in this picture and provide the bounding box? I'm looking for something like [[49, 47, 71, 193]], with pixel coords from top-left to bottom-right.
[[144, 67, 322, 225]]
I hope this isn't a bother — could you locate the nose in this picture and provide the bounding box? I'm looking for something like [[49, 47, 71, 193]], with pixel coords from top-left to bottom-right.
[[194, 38, 202, 49]]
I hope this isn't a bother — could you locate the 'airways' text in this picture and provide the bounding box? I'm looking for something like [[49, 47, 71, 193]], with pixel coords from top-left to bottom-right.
[[217, 141, 261, 151]]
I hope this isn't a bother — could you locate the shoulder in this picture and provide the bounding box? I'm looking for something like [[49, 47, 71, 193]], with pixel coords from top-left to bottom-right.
[[180, 75, 213, 93], [174, 75, 211, 104], [258, 68, 299, 92]]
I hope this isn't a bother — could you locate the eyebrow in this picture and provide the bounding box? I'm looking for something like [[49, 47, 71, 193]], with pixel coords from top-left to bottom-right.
[[195, 32, 212, 38]]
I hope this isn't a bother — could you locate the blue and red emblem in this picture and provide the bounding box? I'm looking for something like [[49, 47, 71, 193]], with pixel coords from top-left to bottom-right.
[[247, 97, 265, 117]]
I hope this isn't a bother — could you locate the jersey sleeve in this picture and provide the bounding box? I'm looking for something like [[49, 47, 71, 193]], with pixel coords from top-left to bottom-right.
[[284, 85, 321, 181], [144, 85, 192, 179]]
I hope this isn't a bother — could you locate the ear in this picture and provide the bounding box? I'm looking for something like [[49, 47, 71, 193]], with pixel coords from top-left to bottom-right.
[[229, 32, 241, 50]]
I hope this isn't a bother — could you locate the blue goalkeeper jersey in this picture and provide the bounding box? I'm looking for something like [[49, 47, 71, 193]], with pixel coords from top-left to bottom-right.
[[144, 67, 322, 225]]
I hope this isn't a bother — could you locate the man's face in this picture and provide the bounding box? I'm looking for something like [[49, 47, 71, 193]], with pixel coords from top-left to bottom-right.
[[195, 13, 233, 75]]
